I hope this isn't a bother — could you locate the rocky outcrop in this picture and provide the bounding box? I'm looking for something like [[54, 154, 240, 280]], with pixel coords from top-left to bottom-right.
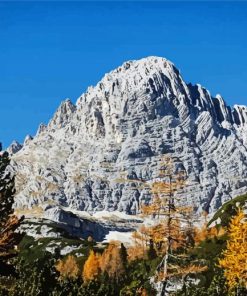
[[7, 140, 23, 155], [10, 56, 247, 223]]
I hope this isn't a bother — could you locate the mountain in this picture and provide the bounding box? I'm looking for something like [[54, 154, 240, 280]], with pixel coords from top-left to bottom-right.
[[10, 56, 247, 226], [7, 140, 23, 155]]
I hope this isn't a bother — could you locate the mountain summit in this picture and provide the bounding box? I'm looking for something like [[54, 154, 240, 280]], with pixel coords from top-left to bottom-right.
[[11, 56, 247, 222]]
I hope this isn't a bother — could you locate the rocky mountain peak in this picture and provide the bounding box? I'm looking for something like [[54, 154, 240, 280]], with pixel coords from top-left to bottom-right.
[[76, 56, 182, 107], [47, 98, 76, 131], [10, 56, 247, 223], [7, 140, 23, 155], [233, 105, 247, 126], [36, 123, 47, 136], [23, 135, 33, 146], [213, 94, 233, 124]]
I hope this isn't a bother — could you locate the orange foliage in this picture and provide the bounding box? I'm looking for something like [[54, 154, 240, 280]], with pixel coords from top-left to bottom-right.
[[56, 255, 79, 280], [0, 215, 24, 258], [127, 244, 146, 262], [217, 226, 226, 236], [150, 223, 166, 248], [208, 226, 221, 237], [177, 264, 208, 276], [137, 156, 209, 282], [194, 224, 208, 244], [132, 226, 149, 248], [131, 157, 190, 261], [136, 287, 149, 296], [100, 241, 125, 280], [82, 250, 101, 282], [194, 224, 226, 245], [128, 226, 155, 261], [133, 218, 185, 254], [219, 209, 247, 290]]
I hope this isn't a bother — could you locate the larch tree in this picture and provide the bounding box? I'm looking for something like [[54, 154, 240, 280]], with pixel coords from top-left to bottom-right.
[[100, 241, 125, 281], [128, 226, 150, 261], [55, 255, 79, 280], [137, 156, 206, 294], [82, 250, 101, 283], [0, 148, 24, 276], [219, 209, 247, 292], [142, 157, 186, 270]]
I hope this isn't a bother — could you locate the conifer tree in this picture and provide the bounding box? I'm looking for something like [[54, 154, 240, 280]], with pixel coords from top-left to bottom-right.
[[56, 255, 79, 280], [219, 209, 247, 292], [147, 239, 157, 260], [120, 243, 128, 268], [82, 250, 101, 283], [0, 148, 24, 276], [137, 156, 206, 294], [100, 241, 125, 281], [0, 150, 14, 221]]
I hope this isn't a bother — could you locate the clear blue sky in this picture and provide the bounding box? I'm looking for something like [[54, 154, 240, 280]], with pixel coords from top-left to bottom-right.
[[0, 1, 247, 148]]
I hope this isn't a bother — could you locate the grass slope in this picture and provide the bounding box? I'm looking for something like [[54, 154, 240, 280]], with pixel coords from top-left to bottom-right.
[[208, 193, 247, 227]]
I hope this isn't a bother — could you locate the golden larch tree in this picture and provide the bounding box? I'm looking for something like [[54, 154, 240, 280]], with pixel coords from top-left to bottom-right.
[[128, 228, 150, 261], [219, 209, 247, 291], [100, 241, 125, 281], [143, 157, 187, 277], [55, 255, 79, 280], [82, 250, 101, 282], [136, 156, 207, 293]]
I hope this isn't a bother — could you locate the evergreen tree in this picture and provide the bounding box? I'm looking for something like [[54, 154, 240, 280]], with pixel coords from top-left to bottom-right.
[[207, 269, 228, 296], [147, 239, 157, 260], [0, 150, 14, 222], [0, 147, 24, 276], [120, 243, 128, 268], [12, 252, 59, 296]]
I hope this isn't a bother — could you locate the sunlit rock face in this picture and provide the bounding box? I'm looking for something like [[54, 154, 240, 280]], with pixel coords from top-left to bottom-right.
[[10, 56, 247, 219]]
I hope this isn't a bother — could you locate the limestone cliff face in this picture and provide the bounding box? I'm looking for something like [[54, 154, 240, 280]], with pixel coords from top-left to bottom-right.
[[11, 56, 247, 219]]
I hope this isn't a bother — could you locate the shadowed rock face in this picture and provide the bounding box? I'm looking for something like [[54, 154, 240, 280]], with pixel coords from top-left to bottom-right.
[[10, 56, 247, 220]]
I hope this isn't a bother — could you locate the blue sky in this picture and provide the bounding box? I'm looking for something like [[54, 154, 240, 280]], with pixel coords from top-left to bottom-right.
[[0, 1, 247, 148]]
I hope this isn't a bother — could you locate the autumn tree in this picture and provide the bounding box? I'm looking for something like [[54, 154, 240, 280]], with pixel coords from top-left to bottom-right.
[[193, 210, 226, 246], [0, 148, 24, 276], [137, 156, 207, 294], [194, 223, 225, 246], [219, 209, 247, 292], [128, 226, 151, 261], [100, 241, 126, 281], [151, 156, 187, 249], [127, 242, 146, 262], [141, 157, 186, 271], [55, 255, 79, 280], [83, 250, 101, 283]]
